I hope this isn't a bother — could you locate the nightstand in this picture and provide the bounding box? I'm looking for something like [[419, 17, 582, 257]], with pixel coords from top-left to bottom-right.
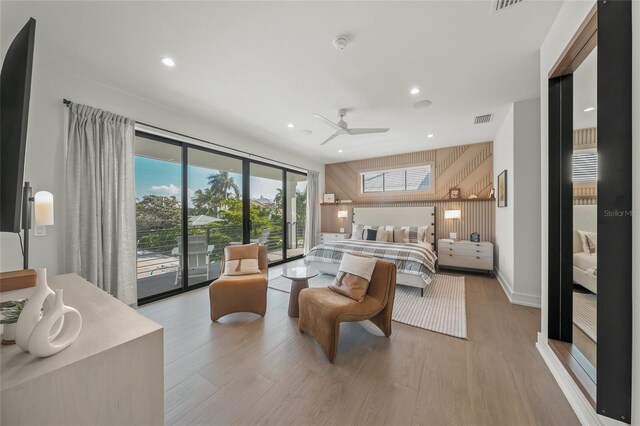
[[319, 232, 350, 243], [438, 239, 494, 274]]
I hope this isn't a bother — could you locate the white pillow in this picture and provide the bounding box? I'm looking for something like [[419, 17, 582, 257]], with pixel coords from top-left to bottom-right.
[[339, 253, 377, 282], [376, 229, 389, 242], [577, 230, 597, 254]]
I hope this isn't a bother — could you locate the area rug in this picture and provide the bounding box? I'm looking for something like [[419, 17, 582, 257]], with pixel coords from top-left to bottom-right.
[[269, 273, 467, 339], [573, 291, 597, 343]]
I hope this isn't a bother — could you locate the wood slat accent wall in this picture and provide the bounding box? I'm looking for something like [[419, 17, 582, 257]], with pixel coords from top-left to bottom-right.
[[325, 141, 493, 203], [573, 127, 597, 205], [322, 200, 496, 245], [323, 141, 495, 243]]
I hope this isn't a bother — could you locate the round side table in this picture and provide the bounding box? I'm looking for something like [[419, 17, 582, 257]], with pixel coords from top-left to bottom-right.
[[281, 266, 319, 317]]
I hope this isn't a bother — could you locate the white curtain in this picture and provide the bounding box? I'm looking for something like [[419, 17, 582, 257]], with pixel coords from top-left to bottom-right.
[[65, 103, 137, 305], [304, 170, 320, 254]]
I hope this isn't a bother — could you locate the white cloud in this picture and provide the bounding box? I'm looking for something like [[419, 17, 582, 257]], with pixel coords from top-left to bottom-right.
[[149, 184, 181, 197]]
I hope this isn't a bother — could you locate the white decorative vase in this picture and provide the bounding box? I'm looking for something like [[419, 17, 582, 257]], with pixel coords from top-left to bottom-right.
[[28, 289, 82, 358], [15, 268, 57, 351], [2, 323, 17, 344]]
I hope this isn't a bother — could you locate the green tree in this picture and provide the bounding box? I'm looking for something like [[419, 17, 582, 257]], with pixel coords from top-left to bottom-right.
[[208, 171, 240, 201], [136, 195, 182, 254]]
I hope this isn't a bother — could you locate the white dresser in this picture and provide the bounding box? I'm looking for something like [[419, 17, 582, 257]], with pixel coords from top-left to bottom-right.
[[1, 274, 164, 425], [319, 232, 350, 243], [438, 239, 494, 274]]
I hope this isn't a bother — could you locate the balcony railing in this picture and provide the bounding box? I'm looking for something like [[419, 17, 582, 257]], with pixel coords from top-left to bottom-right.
[[136, 222, 305, 299]]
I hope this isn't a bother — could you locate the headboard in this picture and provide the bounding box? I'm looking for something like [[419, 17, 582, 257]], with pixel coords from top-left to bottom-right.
[[352, 206, 436, 244]]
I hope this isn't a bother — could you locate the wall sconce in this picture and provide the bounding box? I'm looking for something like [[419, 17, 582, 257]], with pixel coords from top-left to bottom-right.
[[337, 210, 348, 234], [444, 209, 461, 219], [34, 191, 54, 226], [21, 182, 55, 269], [444, 209, 461, 239]]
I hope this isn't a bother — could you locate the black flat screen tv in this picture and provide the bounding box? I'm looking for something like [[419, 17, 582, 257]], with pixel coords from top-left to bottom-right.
[[0, 18, 36, 233]]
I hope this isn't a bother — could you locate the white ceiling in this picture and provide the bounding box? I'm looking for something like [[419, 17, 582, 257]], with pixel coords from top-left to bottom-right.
[[2, 1, 563, 164], [573, 47, 597, 130]]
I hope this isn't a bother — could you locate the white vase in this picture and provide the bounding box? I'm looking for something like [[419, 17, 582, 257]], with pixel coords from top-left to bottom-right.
[[2, 323, 16, 344], [28, 289, 82, 358], [15, 268, 56, 351]]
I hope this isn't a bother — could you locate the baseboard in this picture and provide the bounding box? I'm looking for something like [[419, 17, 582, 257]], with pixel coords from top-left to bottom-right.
[[536, 333, 628, 426], [495, 269, 541, 308]]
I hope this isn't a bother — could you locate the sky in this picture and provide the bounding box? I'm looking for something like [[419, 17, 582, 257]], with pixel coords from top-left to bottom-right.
[[135, 156, 289, 204]]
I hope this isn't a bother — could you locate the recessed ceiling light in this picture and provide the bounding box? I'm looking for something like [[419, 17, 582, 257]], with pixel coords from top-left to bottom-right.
[[338, 149, 343, 153], [410, 87, 421, 95], [161, 57, 175, 67], [287, 123, 294, 128], [413, 99, 433, 109], [584, 107, 595, 112], [427, 133, 435, 138], [302, 129, 312, 135]]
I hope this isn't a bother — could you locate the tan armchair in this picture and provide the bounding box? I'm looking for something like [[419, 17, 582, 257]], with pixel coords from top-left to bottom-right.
[[209, 244, 269, 321], [298, 258, 397, 362]]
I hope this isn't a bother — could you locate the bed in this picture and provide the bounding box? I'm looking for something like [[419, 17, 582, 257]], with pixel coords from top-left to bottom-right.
[[305, 206, 437, 296], [573, 205, 597, 294]]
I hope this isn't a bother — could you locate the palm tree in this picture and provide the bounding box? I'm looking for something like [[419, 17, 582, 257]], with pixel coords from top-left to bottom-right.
[[207, 171, 240, 200], [274, 188, 284, 209]]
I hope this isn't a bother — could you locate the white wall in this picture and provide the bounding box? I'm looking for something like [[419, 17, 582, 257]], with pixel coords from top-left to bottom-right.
[[539, 0, 639, 422], [513, 98, 541, 302], [493, 104, 515, 293], [493, 98, 541, 307], [0, 16, 324, 275]]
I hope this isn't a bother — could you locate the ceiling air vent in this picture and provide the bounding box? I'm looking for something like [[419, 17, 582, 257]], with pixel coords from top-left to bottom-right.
[[492, 0, 523, 13], [474, 114, 493, 125]]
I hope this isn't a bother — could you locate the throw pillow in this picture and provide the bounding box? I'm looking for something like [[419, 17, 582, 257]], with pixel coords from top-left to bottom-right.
[[329, 253, 377, 302], [586, 233, 597, 254], [223, 244, 261, 276], [389, 228, 406, 243], [365, 229, 378, 241], [376, 229, 389, 242]]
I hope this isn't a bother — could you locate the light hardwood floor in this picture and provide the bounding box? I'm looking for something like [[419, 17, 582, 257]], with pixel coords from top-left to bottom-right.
[[139, 260, 579, 425]]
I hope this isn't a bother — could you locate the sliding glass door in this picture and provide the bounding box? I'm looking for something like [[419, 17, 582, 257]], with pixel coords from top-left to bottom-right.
[[286, 172, 307, 259], [134, 137, 184, 300], [249, 163, 284, 263], [187, 147, 243, 285], [135, 132, 306, 303]]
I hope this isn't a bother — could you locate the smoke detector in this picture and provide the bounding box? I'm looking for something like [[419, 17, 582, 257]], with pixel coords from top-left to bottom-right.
[[333, 36, 349, 51]]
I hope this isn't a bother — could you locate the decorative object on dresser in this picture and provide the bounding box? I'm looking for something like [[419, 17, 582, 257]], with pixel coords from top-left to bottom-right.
[[497, 170, 507, 207], [323, 193, 335, 203], [449, 187, 461, 199], [470, 232, 480, 242], [0, 269, 36, 292], [438, 239, 494, 275], [319, 232, 350, 243], [0, 299, 27, 344], [15, 268, 82, 357], [489, 188, 495, 198]]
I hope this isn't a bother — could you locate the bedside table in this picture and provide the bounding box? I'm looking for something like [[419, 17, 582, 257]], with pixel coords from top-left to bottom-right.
[[319, 232, 350, 243], [438, 239, 494, 274]]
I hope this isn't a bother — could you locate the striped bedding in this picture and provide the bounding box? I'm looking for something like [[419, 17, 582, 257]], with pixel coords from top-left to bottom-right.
[[305, 240, 437, 285]]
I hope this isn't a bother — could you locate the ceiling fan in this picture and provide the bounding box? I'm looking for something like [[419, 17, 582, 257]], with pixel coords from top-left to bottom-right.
[[313, 109, 390, 145]]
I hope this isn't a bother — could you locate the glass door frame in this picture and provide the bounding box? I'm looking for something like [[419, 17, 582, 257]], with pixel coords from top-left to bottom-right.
[[136, 131, 307, 305], [247, 159, 307, 267]]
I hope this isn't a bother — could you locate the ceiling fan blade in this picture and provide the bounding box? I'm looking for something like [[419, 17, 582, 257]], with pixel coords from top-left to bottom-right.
[[347, 128, 390, 135], [313, 113, 342, 131], [320, 131, 342, 145]]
